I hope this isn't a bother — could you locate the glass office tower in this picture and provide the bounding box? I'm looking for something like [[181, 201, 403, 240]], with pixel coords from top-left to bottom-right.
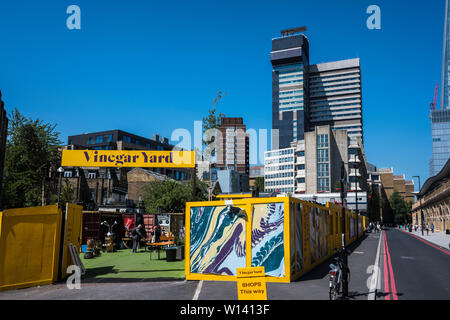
[[430, 0, 450, 177], [271, 32, 310, 149]]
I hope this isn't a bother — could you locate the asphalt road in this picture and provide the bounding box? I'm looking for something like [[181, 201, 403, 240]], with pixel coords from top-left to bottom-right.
[[380, 228, 450, 300]]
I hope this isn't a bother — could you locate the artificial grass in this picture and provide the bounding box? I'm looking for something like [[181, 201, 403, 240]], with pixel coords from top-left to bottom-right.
[[80, 248, 185, 280]]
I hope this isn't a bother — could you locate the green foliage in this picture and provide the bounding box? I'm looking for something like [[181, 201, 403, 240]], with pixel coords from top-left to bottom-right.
[[60, 178, 75, 205], [389, 189, 411, 224], [254, 177, 265, 192], [3, 108, 62, 208], [143, 178, 208, 213], [202, 91, 226, 160], [367, 186, 381, 222]]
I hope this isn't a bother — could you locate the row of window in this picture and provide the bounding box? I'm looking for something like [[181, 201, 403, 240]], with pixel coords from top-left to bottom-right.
[[311, 107, 361, 116], [310, 82, 360, 92], [265, 172, 295, 179], [310, 76, 360, 87], [309, 71, 360, 82], [265, 164, 294, 172], [310, 103, 361, 111], [265, 148, 294, 158], [265, 187, 295, 193], [310, 87, 360, 97], [265, 179, 294, 186], [312, 113, 361, 121], [310, 97, 361, 106]]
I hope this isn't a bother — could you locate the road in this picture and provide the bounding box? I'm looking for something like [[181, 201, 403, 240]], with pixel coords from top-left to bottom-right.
[[379, 228, 450, 300]]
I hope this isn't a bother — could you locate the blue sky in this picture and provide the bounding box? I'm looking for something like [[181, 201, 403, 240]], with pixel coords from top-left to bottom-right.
[[0, 0, 446, 189]]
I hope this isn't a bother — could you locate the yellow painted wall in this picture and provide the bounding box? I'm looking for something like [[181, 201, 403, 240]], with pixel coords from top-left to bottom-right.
[[0, 205, 62, 291]]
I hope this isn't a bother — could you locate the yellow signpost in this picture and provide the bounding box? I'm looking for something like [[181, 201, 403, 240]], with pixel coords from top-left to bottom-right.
[[61, 150, 195, 168], [236, 266, 267, 300]]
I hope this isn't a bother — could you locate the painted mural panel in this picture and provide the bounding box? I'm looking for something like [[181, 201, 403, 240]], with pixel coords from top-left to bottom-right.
[[290, 204, 295, 276], [349, 217, 355, 238], [295, 203, 303, 272], [309, 207, 316, 264], [251, 203, 285, 277], [190, 206, 246, 276]]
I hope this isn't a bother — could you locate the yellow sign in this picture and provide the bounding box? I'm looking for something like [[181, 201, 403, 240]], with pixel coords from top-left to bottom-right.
[[61, 150, 195, 168], [236, 267, 267, 300]]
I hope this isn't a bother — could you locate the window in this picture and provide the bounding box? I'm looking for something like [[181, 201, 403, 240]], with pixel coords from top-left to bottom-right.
[[96, 136, 103, 144], [88, 172, 97, 179], [88, 137, 94, 145], [317, 134, 329, 148], [107, 134, 113, 142], [64, 171, 72, 178]]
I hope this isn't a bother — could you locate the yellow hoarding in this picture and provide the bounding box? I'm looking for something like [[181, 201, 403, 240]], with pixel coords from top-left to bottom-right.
[[61, 150, 195, 168]]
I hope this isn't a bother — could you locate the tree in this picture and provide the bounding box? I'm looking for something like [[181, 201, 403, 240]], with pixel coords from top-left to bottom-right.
[[389, 190, 410, 224], [3, 108, 62, 208], [143, 179, 208, 213], [254, 177, 265, 192], [202, 91, 226, 160], [367, 186, 381, 222], [60, 178, 75, 205]]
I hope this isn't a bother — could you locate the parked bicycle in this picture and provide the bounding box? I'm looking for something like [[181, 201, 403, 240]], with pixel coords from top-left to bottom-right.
[[329, 248, 350, 300]]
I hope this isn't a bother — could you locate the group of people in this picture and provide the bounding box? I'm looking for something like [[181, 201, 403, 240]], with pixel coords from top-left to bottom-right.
[[401, 223, 435, 235], [368, 221, 381, 233], [131, 224, 162, 253]]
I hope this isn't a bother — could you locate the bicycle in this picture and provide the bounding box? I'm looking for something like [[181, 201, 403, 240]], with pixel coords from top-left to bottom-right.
[[328, 248, 350, 300]]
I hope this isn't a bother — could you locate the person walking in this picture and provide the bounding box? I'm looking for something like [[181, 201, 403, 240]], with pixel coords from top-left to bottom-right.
[[425, 224, 429, 236], [431, 223, 434, 233], [131, 224, 145, 253]]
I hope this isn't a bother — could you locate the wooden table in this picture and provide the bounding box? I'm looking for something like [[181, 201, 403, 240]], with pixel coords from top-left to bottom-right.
[[146, 241, 175, 260]]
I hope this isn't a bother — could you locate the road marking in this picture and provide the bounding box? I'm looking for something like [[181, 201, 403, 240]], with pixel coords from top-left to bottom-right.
[[368, 232, 382, 300], [400, 256, 416, 260], [384, 232, 398, 300], [192, 280, 203, 300], [383, 232, 390, 300], [353, 251, 365, 254]]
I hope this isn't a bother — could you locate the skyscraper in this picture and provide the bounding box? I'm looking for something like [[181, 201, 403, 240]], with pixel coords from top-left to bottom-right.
[[430, 0, 450, 176], [271, 28, 310, 149], [216, 117, 250, 175], [308, 59, 363, 142], [271, 29, 363, 149]]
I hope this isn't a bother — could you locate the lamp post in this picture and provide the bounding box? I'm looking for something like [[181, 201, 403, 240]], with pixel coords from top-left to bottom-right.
[[352, 162, 360, 239], [57, 167, 64, 208], [413, 176, 423, 235]]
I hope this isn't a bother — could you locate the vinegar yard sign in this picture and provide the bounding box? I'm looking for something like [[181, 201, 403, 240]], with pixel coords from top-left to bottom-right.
[[61, 150, 196, 168]]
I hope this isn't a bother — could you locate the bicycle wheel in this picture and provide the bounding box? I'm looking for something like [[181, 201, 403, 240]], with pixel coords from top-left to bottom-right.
[[329, 281, 339, 300]]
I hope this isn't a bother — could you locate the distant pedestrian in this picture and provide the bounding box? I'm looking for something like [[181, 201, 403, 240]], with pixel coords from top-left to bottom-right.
[[131, 224, 145, 253], [414, 224, 418, 232], [425, 224, 429, 236], [431, 223, 434, 233]]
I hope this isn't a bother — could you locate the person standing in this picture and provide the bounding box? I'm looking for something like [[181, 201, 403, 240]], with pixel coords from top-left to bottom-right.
[[131, 224, 145, 253], [425, 224, 429, 236], [431, 223, 435, 233]]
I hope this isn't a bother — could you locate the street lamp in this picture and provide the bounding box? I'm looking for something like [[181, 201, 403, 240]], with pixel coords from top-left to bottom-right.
[[412, 175, 424, 235], [57, 167, 64, 208]]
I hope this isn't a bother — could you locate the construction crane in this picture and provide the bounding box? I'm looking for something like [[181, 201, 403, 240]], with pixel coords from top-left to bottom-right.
[[430, 83, 439, 119]]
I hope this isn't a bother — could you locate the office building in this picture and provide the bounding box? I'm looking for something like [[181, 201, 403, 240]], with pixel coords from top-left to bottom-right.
[[430, 109, 450, 176], [216, 117, 250, 175], [429, 1, 450, 176], [271, 28, 310, 149], [271, 28, 364, 149], [308, 58, 363, 141], [264, 125, 368, 201]]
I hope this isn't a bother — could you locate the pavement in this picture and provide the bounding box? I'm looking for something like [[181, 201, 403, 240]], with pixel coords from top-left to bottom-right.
[[0, 232, 381, 300]]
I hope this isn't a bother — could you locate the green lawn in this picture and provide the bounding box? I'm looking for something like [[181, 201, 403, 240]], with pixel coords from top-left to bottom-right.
[[80, 248, 185, 280]]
